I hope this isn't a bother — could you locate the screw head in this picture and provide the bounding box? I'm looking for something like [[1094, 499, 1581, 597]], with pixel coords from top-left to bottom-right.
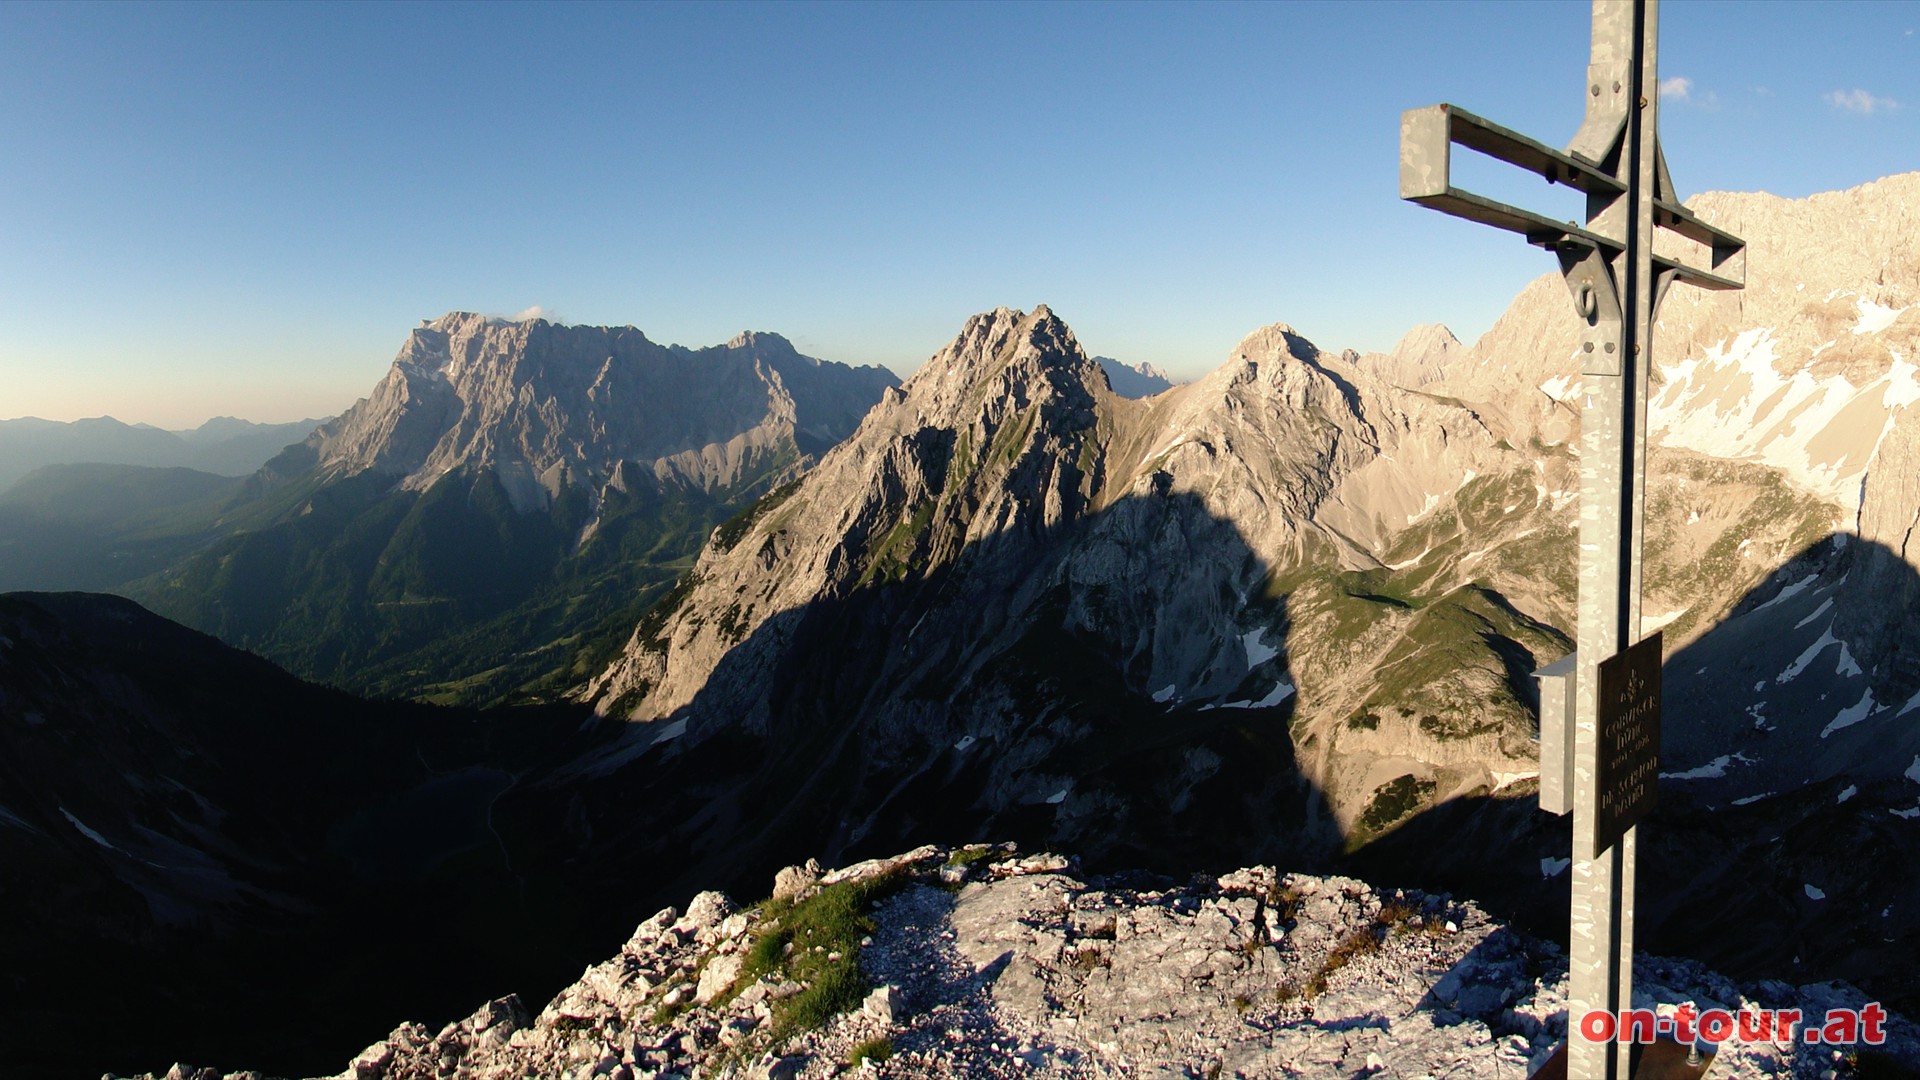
[[1584, 342, 1595, 353], [1592, 84, 1601, 97], [1605, 342, 1616, 354]]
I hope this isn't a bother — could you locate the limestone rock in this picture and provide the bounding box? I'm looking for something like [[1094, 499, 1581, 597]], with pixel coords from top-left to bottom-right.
[[695, 952, 745, 1005], [772, 858, 823, 900], [125, 844, 1920, 1080]]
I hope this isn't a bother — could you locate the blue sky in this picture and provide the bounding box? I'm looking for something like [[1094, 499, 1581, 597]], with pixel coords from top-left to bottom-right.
[[1, 1, 1914, 428]]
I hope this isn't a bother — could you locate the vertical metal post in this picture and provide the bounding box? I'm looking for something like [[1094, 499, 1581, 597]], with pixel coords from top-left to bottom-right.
[[1570, 3, 1654, 1077], [1396, 5, 1741, 1073]]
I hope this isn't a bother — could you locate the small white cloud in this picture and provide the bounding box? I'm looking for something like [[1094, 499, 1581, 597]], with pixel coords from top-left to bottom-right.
[[511, 305, 549, 322], [1659, 76, 1693, 100], [1826, 88, 1901, 114]]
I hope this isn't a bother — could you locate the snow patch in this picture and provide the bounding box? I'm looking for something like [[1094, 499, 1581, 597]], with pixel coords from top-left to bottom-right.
[[1242, 628, 1279, 669], [1820, 689, 1879, 738], [1893, 806, 1920, 820], [1662, 755, 1733, 780], [1732, 792, 1775, 806], [59, 808, 121, 852], [1387, 544, 1435, 571], [1217, 679, 1297, 710], [954, 735, 977, 752], [1853, 297, 1908, 336], [1651, 325, 1905, 506], [1151, 685, 1177, 704], [1794, 597, 1836, 629], [1906, 756, 1920, 784], [1641, 608, 1688, 634], [651, 718, 689, 744], [1837, 785, 1858, 804], [1046, 788, 1069, 805], [1883, 352, 1920, 410], [1491, 771, 1537, 790], [1835, 639, 1863, 678], [1540, 857, 1571, 878], [1752, 573, 1819, 617], [1804, 884, 1827, 900], [1539, 374, 1578, 404], [1777, 622, 1841, 684], [0, 804, 33, 832]]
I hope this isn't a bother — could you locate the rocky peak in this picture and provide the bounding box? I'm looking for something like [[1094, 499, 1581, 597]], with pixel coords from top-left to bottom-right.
[[295, 312, 897, 511], [903, 306, 1098, 404], [726, 330, 813, 365], [1356, 322, 1461, 388], [587, 306, 1115, 725]]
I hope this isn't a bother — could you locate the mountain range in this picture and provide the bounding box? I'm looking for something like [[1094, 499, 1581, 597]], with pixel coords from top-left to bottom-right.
[[3, 315, 899, 703], [4, 173, 1919, 1077], [572, 173, 1920, 1010], [0, 414, 327, 492]]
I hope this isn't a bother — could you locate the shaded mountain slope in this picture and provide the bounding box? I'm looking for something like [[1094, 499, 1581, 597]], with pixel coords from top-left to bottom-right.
[[0, 591, 633, 1078], [0, 464, 246, 591]]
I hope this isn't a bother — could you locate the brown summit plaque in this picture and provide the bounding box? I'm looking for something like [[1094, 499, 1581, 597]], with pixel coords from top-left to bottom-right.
[[1591, 630, 1661, 859]]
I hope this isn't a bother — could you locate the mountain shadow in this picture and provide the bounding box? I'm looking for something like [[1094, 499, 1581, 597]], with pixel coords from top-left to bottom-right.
[[496, 486, 1348, 988], [0, 490, 1339, 1076], [0, 592, 623, 1079], [1346, 531, 1920, 1018]]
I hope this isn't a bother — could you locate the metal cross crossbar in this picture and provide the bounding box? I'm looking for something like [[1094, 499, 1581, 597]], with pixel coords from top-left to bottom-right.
[[1397, 3, 1744, 1079]]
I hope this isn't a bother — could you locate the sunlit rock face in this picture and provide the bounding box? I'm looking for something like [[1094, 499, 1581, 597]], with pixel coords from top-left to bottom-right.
[[124, 314, 900, 704], [310, 313, 900, 511], [584, 174, 1920, 883]]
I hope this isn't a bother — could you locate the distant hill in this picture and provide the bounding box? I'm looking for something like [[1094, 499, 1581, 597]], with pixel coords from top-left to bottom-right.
[[0, 464, 244, 591], [0, 415, 327, 492]]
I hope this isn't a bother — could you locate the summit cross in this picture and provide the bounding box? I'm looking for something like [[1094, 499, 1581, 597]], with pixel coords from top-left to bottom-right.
[[1397, 2, 1745, 1078]]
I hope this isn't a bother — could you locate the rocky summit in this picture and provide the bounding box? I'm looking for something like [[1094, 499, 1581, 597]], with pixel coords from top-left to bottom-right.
[[121, 845, 1920, 1080]]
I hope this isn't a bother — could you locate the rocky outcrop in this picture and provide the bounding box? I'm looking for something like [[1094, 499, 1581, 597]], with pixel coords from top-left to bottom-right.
[[122, 845, 1920, 1080]]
